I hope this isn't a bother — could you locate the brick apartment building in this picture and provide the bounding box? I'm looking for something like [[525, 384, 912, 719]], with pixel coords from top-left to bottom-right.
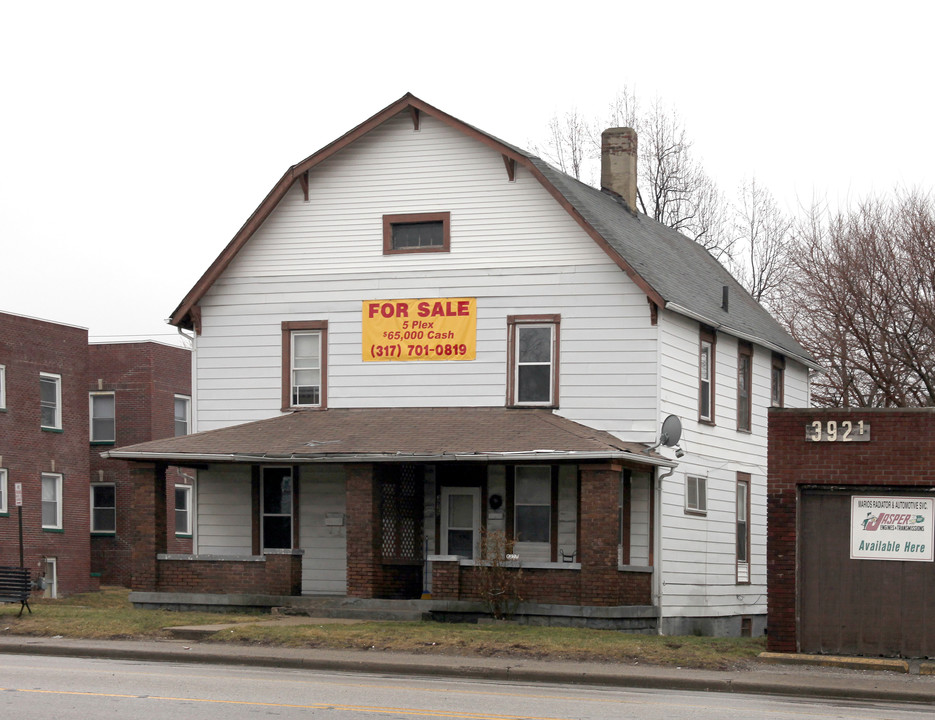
[[1, 312, 91, 596], [88, 341, 193, 586], [0, 310, 191, 595]]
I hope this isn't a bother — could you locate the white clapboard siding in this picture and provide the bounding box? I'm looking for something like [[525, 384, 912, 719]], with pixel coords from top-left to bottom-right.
[[192, 112, 659, 437], [299, 466, 347, 595], [196, 465, 252, 555], [654, 308, 811, 620]]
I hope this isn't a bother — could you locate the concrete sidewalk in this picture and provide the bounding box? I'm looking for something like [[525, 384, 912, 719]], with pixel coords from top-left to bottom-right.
[[1, 634, 935, 704]]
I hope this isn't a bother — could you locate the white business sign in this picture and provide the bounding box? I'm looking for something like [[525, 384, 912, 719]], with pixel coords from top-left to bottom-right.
[[851, 496, 934, 562]]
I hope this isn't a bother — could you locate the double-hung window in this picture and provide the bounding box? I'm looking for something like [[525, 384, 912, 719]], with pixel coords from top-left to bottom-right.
[[685, 475, 707, 515], [90, 392, 116, 443], [282, 321, 327, 409], [737, 342, 752, 432], [771, 353, 785, 408], [514, 465, 552, 554], [90, 484, 116, 533], [736, 474, 751, 583], [699, 328, 715, 423], [174, 395, 191, 436], [175, 485, 192, 536], [0, 364, 6, 410], [40, 372, 62, 429], [41, 473, 63, 530], [508, 315, 560, 407]]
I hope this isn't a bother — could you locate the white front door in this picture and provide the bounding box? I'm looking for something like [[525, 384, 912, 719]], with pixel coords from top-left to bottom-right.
[[441, 487, 481, 559]]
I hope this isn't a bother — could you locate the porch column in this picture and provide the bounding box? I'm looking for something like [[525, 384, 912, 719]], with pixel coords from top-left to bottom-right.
[[579, 462, 623, 606], [129, 462, 167, 592], [346, 463, 379, 598]]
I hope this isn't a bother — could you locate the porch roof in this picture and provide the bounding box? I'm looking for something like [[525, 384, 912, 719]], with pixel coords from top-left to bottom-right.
[[102, 407, 675, 467]]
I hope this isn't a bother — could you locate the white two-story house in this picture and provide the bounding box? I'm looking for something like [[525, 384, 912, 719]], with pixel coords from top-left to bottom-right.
[[107, 93, 816, 636]]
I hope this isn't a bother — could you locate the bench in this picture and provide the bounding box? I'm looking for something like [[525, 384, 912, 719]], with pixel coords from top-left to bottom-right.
[[0, 566, 31, 617]]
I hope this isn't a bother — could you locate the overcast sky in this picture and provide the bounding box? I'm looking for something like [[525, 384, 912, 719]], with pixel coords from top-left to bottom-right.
[[2, 1, 932, 344]]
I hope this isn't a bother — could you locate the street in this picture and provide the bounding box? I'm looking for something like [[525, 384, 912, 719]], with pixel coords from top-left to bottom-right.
[[0, 654, 932, 720]]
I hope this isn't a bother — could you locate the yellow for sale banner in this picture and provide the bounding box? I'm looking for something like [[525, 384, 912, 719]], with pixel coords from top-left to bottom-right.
[[362, 298, 476, 361]]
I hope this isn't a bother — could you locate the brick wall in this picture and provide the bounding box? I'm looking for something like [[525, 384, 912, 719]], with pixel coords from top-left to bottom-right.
[[433, 565, 651, 606], [345, 463, 379, 597], [580, 464, 626, 605], [767, 408, 935, 652], [0, 312, 91, 596], [429, 463, 652, 607], [156, 551, 303, 595], [88, 342, 192, 585]]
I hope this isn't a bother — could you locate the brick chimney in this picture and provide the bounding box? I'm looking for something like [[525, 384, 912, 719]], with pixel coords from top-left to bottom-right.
[[601, 127, 638, 211]]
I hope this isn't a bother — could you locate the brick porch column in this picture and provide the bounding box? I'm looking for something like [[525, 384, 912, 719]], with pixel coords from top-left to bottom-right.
[[345, 463, 379, 598], [579, 463, 623, 606], [129, 462, 167, 591]]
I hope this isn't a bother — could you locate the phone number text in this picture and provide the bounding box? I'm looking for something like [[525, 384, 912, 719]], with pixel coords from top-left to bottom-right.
[[369, 343, 470, 360]]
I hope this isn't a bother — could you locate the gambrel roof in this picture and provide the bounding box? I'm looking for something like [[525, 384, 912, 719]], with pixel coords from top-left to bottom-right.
[[170, 93, 816, 369]]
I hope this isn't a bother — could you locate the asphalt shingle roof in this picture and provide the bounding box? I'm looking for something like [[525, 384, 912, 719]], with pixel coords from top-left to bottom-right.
[[105, 407, 669, 465], [168, 94, 816, 370], [527, 158, 815, 366]]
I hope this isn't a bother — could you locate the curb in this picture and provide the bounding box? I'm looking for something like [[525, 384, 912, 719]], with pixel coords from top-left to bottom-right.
[[759, 651, 910, 674], [1, 639, 934, 704]]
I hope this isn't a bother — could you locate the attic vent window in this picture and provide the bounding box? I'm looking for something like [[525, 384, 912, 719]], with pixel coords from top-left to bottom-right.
[[383, 212, 450, 254]]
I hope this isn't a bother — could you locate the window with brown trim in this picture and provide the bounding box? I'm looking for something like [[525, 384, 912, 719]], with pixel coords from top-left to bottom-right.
[[771, 353, 785, 408], [507, 315, 560, 407], [737, 341, 752, 432], [383, 212, 450, 254], [281, 321, 328, 410], [699, 327, 716, 424]]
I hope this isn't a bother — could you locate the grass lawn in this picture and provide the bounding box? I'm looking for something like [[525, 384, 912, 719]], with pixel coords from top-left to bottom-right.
[[0, 587, 765, 670]]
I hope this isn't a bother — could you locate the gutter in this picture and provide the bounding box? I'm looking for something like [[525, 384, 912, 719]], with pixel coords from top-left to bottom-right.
[[665, 302, 823, 372], [101, 449, 678, 468]]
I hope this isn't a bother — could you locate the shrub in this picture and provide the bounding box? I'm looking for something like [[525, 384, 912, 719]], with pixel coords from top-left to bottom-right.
[[473, 528, 522, 620]]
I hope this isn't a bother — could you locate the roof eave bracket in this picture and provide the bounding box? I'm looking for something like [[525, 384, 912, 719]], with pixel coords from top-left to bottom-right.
[[502, 155, 515, 182]]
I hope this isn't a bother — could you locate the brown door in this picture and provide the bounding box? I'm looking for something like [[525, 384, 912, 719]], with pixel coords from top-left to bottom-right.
[[799, 488, 935, 657]]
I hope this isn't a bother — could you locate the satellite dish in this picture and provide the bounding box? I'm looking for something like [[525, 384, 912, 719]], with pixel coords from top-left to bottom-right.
[[659, 415, 682, 447]]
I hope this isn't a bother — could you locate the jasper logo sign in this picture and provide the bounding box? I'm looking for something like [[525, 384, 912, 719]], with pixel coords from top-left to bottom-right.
[[851, 496, 934, 562]]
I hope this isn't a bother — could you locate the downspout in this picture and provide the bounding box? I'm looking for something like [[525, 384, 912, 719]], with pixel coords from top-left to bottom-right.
[[653, 300, 666, 634], [654, 463, 676, 635]]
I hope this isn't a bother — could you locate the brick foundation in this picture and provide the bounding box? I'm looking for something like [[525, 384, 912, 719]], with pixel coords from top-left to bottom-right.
[[156, 551, 303, 595], [431, 562, 651, 605]]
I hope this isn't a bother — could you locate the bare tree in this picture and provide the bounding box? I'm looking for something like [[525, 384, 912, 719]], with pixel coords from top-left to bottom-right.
[[779, 191, 935, 407], [731, 178, 794, 311], [535, 107, 590, 181], [538, 89, 734, 262]]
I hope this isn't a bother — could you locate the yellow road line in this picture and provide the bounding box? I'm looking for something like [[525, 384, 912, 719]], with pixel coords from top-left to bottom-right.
[[1, 687, 569, 720]]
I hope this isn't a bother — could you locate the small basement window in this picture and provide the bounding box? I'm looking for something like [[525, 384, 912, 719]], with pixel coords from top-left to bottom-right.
[[383, 212, 450, 254]]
